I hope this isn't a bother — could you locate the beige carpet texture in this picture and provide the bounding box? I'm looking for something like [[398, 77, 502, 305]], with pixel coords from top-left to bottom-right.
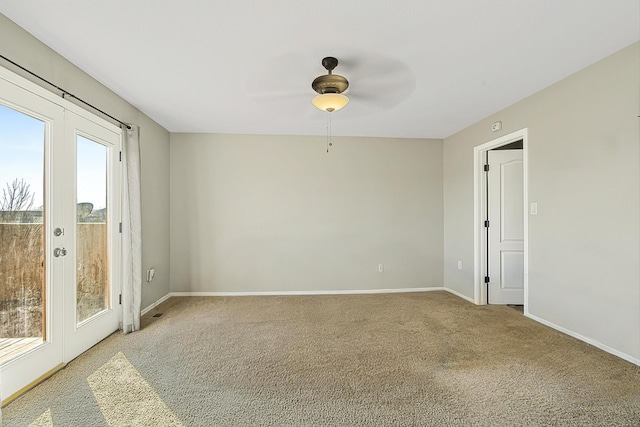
[[3, 291, 640, 426]]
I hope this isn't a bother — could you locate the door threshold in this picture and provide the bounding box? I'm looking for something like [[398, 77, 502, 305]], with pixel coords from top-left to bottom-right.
[[507, 304, 525, 313], [1, 363, 65, 407]]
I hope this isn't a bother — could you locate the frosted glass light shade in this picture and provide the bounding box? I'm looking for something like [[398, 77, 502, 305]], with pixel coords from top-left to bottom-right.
[[312, 93, 349, 112]]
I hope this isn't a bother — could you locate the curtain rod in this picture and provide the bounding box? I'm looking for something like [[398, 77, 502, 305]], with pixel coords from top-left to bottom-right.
[[0, 53, 131, 130]]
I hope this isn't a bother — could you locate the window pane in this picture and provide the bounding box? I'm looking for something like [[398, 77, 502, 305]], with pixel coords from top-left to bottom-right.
[[76, 135, 109, 324], [0, 104, 46, 362]]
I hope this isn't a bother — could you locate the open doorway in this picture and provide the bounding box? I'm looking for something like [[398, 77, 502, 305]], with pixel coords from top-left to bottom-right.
[[473, 129, 529, 311]]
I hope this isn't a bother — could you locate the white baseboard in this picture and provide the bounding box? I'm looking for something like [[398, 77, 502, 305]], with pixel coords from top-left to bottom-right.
[[444, 287, 475, 304], [526, 312, 640, 367], [141, 293, 172, 316], [169, 287, 443, 297]]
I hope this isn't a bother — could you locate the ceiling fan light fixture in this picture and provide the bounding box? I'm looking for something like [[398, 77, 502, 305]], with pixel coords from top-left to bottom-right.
[[312, 93, 349, 112], [311, 57, 349, 112]]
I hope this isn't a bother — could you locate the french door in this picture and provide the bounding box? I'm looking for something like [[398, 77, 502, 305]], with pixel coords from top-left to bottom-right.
[[62, 111, 121, 362], [0, 71, 121, 402]]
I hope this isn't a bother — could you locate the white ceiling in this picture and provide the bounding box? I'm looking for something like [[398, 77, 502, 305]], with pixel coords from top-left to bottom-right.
[[1, 1, 638, 139]]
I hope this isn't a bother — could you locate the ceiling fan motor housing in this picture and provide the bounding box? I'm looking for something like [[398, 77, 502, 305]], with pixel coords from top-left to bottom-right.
[[312, 57, 349, 94]]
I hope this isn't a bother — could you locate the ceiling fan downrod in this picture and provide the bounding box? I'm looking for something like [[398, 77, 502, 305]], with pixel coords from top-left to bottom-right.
[[312, 57, 349, 95]]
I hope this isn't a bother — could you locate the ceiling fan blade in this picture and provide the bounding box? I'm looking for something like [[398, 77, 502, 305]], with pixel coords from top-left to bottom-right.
[[339, 53, 416, 111], [246, 52, 314, 96]]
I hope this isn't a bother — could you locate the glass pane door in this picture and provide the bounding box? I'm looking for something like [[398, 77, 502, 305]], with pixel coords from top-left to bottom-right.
[[0, 104, 46, 363], [0, 75, 65, 403], [63, 111, 120, 364], [0, 70, 121, 403]]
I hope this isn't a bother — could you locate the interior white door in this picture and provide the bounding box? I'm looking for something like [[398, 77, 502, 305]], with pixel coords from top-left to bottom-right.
[[487, 149, 524, 305], [63, 111, 121, 363]]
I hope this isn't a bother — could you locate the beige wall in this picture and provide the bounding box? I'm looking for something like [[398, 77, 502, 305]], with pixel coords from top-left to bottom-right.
[[170, 133, 443, 293], [444, 42, 640, 361], [0, 13, 171, 308]]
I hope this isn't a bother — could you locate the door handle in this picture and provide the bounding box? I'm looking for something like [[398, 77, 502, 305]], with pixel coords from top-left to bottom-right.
[[54, 247, 67, 257]]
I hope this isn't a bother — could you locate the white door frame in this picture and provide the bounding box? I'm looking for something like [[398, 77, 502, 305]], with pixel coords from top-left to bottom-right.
[[473, 128, 529, 310]]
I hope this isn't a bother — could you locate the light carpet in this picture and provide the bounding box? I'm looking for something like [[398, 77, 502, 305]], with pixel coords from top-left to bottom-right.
[[3, 291, 640, 426]]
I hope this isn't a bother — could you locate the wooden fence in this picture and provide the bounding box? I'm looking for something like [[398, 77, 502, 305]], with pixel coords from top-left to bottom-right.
[[0, 223, 108, 338]]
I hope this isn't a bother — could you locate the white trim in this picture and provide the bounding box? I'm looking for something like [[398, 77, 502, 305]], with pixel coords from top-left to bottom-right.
[[169, 287, 443, 297], [526, 313, 640, 367], [444, 287, 475, 304], [473, 128, 529, 306], [522, 135, 530, 315], [141, 293, 172, 316]]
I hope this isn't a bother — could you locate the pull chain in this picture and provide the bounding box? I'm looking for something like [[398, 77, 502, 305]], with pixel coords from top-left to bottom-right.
[[326, 112, 333, 153], [326, 111, 329, 153]]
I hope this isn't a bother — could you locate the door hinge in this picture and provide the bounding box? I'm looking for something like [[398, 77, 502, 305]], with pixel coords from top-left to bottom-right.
[[119, 151, 122, 162], [484, 164, 489, 172], [484, 220, 490, 228], [119, 294, 122, 305], [119, 222, 122, 233], [484, 276, 490, 283]]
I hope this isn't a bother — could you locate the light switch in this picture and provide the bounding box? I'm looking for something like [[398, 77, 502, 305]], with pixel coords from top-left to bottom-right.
[[530, 202, 538, 215]]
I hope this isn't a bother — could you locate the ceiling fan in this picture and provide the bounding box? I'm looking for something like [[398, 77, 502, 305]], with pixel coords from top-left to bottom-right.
[[248, 53, 415, 118], [311, 57, 349, 112]]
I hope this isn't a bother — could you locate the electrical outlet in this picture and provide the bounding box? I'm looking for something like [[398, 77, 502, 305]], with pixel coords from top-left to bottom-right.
[[457, 260, 463, 270]]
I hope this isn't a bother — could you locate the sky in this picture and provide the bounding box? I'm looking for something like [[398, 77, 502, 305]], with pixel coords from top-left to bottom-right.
[[0, 103, 107, 212]]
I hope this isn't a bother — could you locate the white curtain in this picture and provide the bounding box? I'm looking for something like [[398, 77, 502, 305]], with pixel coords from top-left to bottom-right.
[[121, 124, 142, 333]]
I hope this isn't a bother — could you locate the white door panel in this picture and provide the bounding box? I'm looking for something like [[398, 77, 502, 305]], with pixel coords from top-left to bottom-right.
[[501, 250, 525, 290], [488, 150, 524, 304], [500, 160, 524, 243]]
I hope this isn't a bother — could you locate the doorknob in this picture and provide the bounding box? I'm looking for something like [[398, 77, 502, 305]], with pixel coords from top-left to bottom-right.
[[54, 247, 67, 257]]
